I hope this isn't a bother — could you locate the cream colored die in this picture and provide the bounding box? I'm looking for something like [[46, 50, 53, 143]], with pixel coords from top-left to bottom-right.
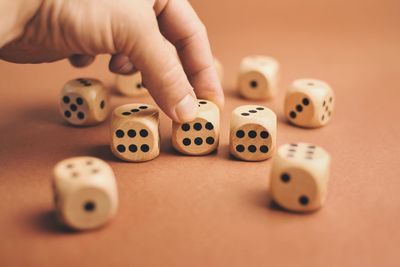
[[284, 79, 334, 128], [110, 103, 160, 162], [214, 58, 224, 82], [60, 78, 109, 126], [53, 157, 118, 230], [172, 99, 220, 156], [238, 55, 280, 100], [115, 72, 148, 97], [229, 105, 277, 161], [270, 143, 331, 212]]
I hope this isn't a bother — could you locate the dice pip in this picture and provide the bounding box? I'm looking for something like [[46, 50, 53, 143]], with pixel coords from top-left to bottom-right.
[[270, 143, 331, 212], [284, 79, 334, 128], [172, 99, 220, 155], [229, 105, 276, 161], [111, 103, 160, 162], [238, 55, 280, 100], [60, 78, 109, 126], [53, 157, 118, 230], [115, 72, 148, 97]]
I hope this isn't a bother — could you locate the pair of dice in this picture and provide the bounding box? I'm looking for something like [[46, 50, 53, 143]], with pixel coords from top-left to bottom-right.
[[238, 55, 335, 128]]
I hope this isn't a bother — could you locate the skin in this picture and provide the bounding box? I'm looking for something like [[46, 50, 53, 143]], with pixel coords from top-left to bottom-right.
[[0, 0, 224, 122]]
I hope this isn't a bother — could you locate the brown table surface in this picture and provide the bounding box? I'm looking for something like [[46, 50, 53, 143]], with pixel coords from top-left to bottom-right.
[[1, 0, 400, 266]]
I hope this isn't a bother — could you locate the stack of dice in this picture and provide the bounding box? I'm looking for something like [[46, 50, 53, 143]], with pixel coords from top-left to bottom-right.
[[54, 55, 335, 231]]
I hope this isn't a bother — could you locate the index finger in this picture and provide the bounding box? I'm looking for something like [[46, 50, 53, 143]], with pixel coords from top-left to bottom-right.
[[156, 0, 224, 109]]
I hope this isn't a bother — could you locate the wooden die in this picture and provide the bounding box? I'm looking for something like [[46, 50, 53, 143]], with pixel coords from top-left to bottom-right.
[[115, 72, 148, 97]]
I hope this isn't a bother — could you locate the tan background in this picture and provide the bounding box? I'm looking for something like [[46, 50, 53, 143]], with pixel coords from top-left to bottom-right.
[[1, 0, 400, 266]]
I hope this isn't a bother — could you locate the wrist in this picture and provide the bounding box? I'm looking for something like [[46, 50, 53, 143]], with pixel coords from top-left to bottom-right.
[[0, 0, 43, 49]]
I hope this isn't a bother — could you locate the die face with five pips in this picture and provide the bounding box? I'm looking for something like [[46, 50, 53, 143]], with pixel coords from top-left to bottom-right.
[[53, 157, 118, 230], [172, 100, 220, 156], [110, 103, 160, 162], [230, 105, 277, 161], [115, 72, 148, 97], [284, 79, 334, 128], [270, 143, 330, 212], [238, 56, 280, 100], [60, 78, 109, 126]]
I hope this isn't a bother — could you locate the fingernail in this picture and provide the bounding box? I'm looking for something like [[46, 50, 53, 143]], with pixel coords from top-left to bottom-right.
[[175, 94, 198, 122]]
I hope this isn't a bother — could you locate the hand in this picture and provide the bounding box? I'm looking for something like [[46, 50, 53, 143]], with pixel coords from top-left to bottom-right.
[[0, 0, 224, 122]]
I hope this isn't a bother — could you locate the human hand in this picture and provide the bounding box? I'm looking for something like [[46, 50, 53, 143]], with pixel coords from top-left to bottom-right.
[[0, 0, 224, 122]]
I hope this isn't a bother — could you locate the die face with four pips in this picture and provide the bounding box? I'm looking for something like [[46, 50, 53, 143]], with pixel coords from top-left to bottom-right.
[[53, 157, 118, 230], [238, 55, 280, 100], [172, 100, 220, 156], [270, 143, 331, 212], [60, 78, 109, 126], [284, 79, 334, 128], [110, 103, 160, 162], [230, 105, 277, 161], [115, 72, 148, 97]]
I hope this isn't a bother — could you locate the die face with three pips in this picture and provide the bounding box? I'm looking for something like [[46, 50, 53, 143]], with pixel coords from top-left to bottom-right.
[[230, 105, 277, 161], [60, 78, 109, 126], [285, 79, 334, 128], [110, 103, 160, 162], [53, 157, 118, 230], [270, 143, 330, 212], [172, 100, 220, 156]]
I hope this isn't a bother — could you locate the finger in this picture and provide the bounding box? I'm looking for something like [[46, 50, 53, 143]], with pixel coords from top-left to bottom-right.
[[68, 54, 95, 68], [109, 53, 138, 75], [156, 0, 224, 109], [122, 3, 198, 122]]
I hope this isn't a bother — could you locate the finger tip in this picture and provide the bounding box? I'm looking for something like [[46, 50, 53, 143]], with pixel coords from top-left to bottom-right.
[[174, 94, 199, 123]]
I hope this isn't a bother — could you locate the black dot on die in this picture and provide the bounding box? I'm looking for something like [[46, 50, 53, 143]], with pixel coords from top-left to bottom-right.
[[250, 80, 258, 88], [122, 112, 131, 116], [199, 101, 207, 105], [296, 105, 303, 112], [236, 130, 245, 138], [241, 113, 249, 116], [260, 146, 269, 153], [63, 96, 70, 104], [127, 130, 136, 138], [248, 131, 257, 138], [205, 122, 214, 130], [302, 98, 310, 106], [83, 201, 96, 212], [76, 97, 83, 105], [100, 100, 105, 109], [136, 83, 142, 89], [260, 131, 269, 139], [194, 123, 202, 131], [117, 145, 126, 152], [64, 111, 71, 118], [181, 124, 190, 131], [129, 144, 138, 152], [141, 144, 150, 152], [249, 110, 257, 113], [281, 173, 290, 183], [206, 137, 215, 145], [70, 104, 77, 112], [194, 137, 203, 145], [323, 101, 326, 107], [139, 105, 148, 109], [321, 115, 325, 121], [290, 111, 297, 119], [236, 145, 245, 152], [131, 109, 140, 113], [248, 145, 257, 153], [77, 112, 85, 120], [256, 107, 264, 110], [329, 97, 333, 103], [183, 138, 191, 146], [115, 129, 124, 138], [299, 196, 309, 206], [140, 129, 148, 137]]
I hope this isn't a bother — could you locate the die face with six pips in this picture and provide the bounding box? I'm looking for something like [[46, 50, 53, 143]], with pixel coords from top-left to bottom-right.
[[270, 143, 330, 212], [230, 105, 277, 161], [172, 100, 220, 156], [284, 79, 334, 128], [110, 103, 160, 162], [60, 78, 109, 126]]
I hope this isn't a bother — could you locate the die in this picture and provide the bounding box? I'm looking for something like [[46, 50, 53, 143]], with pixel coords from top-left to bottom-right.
[[270, 143, 331, 212], [172, 99, 220, 156], [237, 55, 280, 100], [110, 103, 160, 162], [52, 157, 118, 230], [115, 72, 148, 97], [229, 105, 277, 161], [60, 78, 109, 126], [284, 79, 334, 128]]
